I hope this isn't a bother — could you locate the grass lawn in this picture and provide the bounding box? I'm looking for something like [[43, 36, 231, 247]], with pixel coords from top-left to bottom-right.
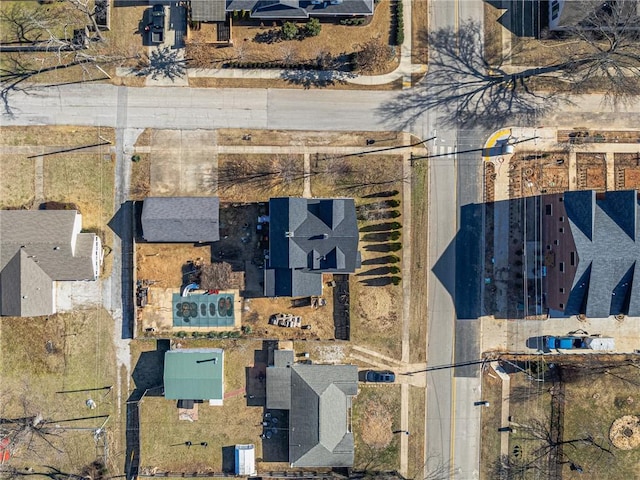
[[188, 76, 403, 90], [479, 367, 504, 480], [310, 153, 404, 198], [561, 364, 640, 478], [352, 384, 401, 471], [409, 160, 428, 363], [216, 130, 403, 147], [130, 153, 151, 201], [483, 1, 504, 65], [0, 309, 118, 473], [135, 339, 263, 471], [0, 126, 115, 147], [0, 155, 35, 208], [407, 386, 425, 478], [43, 151, 115, 234], [411, 0, 428, 64], [216, 154, 304, 201]]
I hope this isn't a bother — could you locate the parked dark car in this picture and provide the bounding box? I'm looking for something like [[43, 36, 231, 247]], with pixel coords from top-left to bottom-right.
[[145, 4, 165, 43], [365, 370, 395, 383]]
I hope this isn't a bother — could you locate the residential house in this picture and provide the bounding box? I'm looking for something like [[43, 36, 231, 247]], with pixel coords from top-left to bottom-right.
[[523, 190, 640, 318], [0, 210, 102, 317], [163, 348, 225, 405], [266, 349, 358, 467], [264, 197, 360, 297], [141, 197, 220, 243], [190, 0, 374, 22], [549, 0, 640, 31]]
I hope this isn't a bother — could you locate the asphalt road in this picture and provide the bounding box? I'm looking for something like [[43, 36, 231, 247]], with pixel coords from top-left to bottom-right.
[[5, 4, 640, 475]]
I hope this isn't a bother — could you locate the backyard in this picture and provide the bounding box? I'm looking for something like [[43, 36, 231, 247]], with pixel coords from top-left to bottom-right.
[[480, 357, 640, 479], [134, 339, 263, 472], [0, 309, 120, 474]]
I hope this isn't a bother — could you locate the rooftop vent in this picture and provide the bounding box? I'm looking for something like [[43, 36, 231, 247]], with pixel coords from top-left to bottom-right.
[[285, 231, 294, 238]]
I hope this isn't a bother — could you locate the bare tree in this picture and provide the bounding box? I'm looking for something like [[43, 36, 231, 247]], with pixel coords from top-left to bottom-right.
[[353, 37, 393, 74], [0, 1, 139, 114], [279, 43, 298, 66], [563, 0, 640, 104]]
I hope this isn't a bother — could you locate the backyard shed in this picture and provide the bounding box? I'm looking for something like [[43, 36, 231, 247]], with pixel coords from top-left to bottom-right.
[[234, 444, 256, 476], [163, 348, 224, 405], [141, 197, 220, 242]]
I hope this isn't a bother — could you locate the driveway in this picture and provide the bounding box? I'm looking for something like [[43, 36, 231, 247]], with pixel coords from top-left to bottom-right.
[[149, 129, 218, 196]]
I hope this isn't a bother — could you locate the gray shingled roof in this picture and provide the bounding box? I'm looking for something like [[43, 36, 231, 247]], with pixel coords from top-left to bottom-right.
[[264, 197, 359, 297], [289, 364, 358, 467], [141, 197, 220, 242], [225, 0, 373, 19], [191, 0, 227, 22], [0, 250, 53, 317], [561, 190, 640, 317], [265, 357, 357, 467], [0, 210, 98, 317], [0, 210, 99, 280]]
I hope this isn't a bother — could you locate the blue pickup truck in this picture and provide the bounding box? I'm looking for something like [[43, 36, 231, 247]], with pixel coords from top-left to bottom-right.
[[544, 335, 614, 351]]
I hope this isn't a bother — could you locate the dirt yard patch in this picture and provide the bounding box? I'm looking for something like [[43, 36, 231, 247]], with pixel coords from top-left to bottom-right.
[[509, 151, 569, 198], [0, 309, 119, 473], [615, 152, 640, 190], [576, 152, 606, 191], [136, 243, 213, 288], [245, 293, 336, 340], [352, 384, 401, 470], [135, 339, 263, 472]]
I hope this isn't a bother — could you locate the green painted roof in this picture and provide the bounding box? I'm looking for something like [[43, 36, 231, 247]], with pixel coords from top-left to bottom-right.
[[163, 349, 224, 401]]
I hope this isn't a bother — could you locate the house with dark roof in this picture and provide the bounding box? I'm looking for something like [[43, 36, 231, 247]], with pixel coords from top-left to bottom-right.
[[141, 197, 220, 243], [190, 0, 374, 22], [264, 197, 360, 297], [0, 210, 102, 317], [164, 348, 225, 405], [266, 349, 358, 467], [549, 0, 640, 31], [524, 190, 640, 318]]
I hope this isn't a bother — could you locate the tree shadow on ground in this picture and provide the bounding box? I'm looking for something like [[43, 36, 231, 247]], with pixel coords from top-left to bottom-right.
[[377, 20, 564, 130], [279, 68, 357, 89], [363, 242, 402, 253], [359, 276, 393, 286], [359, 222, 401, 233], [356, 266, 395, 276], [361, 255, 400, 265]]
